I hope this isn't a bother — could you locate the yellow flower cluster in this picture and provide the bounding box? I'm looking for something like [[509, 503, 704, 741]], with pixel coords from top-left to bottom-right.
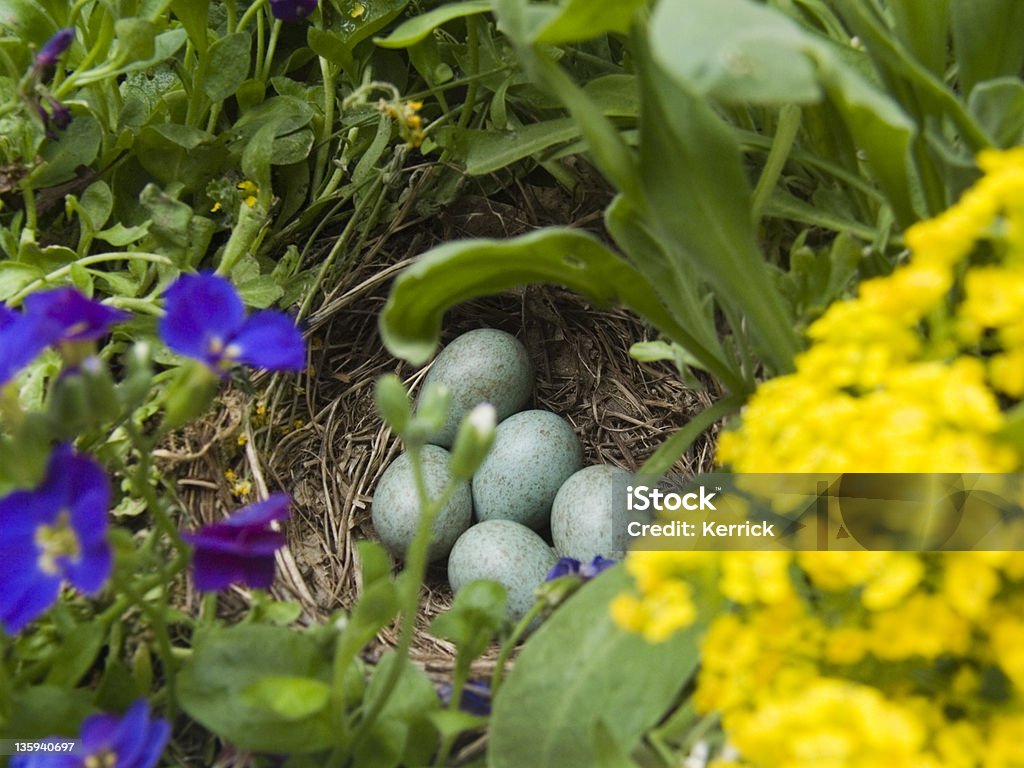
[[378, 98, 425, 148], [718, 148, 1024, 473], [614, 151, 1024, 768]]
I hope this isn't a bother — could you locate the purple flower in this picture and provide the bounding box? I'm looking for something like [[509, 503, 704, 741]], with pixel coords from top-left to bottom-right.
[[544, 555, 617, 583], [183, 493, 290, 591], [0, 290, 128, 386], [33, 28, 74, 70], [269, 0, 318, 21], [437, 680, 491, 717], [159, 273, 306, 375], [24, 287, 129, 342], [10, 699, 170, 768], [0, 445, 113, 634], [45, 96, 72, 130]]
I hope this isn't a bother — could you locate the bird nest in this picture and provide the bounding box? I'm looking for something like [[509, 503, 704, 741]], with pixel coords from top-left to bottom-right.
[[161, 186, 718, 673]]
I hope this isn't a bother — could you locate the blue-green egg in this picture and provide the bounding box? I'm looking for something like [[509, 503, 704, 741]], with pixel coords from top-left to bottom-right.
[[472, 410, 583, 530], [418, 329, 533, 448], [447, 520, 557, 621], [551, 464, 631, 561], [371, 445, 472, 562]]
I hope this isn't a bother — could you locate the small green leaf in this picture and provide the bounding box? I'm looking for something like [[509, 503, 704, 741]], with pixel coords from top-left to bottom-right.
[[374, 1, 492, 49], [112, 18, 156, 65], [95, 222, 151, 246], [355, 653, 439, 768], [202, 31, 251, 101], [968, 77, 1024, 148], [0, 262, 44, 301], [79, 180, 114, 230], [427, 710, 487, 740], [241, 676, 331, 721], [169, 0, 211, 51], [44, 622, 105, 686], [460, 118, 580, 176], [178, 624, 339, 754], [534, 0, 644, 44], [30, 114, 103, 187]]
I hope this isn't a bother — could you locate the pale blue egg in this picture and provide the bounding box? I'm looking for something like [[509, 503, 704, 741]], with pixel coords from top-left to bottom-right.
[[472, 410, 583, 530], [371, 445, 472, 562], [447, 520, 557, 621], [551, 465, 632, 561], [419, 329, 532, 448]]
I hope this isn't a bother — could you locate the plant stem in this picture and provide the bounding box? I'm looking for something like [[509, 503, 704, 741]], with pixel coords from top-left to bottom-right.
[[261, 20, 282, 81], [312, 56, 338, 197], [489, 600, 545, 694], [751, 104, 801, 226], [455, 18, 480, 131]]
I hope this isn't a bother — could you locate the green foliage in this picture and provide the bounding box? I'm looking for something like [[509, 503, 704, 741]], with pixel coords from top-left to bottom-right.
[[488, 567, 701, 768]]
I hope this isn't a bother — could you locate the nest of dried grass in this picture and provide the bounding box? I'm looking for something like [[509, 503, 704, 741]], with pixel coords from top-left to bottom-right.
[[161, 181, 718, 673]]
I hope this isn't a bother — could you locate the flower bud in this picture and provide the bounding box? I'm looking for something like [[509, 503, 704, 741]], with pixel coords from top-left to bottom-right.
[[405, 383, 450, 446], [162, 361, 219, 431], [375, 374, 411, 434], [449, 403, 497, 480]]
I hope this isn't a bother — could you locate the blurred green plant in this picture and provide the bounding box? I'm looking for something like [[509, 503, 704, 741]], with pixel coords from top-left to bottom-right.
[[380, 0, 1024, 472]]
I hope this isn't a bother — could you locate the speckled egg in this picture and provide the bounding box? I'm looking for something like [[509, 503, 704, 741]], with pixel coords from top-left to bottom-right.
[[472, 410, 583, 530], [447, 520, 558, 621], [418, 329, 533, 448], [371, 445, 472, 562], [551, 465, 631, 561]]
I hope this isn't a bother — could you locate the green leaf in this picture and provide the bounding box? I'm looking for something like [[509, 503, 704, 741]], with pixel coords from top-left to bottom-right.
[[241, 676, 331, 721], [95, 222, 151, 246], [968, 77, 1024, 148], [358, 540, 393, 588], [583, 74, 638, 118], [427, 710, 487, 740], [488, 567, 701, 768], [0, 262, 44, 300], [30, 115, 103, 187], [533, 0, 644, 44], [178, 624, 340, 753], [202, 31, 251, 102], [430, 580, 506, 660], [112, 18, 156, 65], [635, 39, 799, 374], [460, 118, 580, 176], [378, 228, 738, 389], [45, 622, 106, 686], [650, 0, 821, 105], [887, 0, 950, 77], [79, 180, 114, 230], [374, 1, 492, 48], [0, 687, 92, 740], [135, 125, 225, 191], [271, 128, 315, 165], [0, 0, 58, 44], [951, 0, 1024, 97], [170, 0, 210, 52], [593, 720, 641, 768], [234, 95, 315, 138], [354, 653, 439, 768]]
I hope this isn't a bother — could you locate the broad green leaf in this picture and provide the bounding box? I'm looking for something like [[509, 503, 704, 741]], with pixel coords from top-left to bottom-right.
[[234, 95, 315, 138], [378, 228, 737, 389], [812, 53, 921, 226], [534, 0, 644, 44], [241, 676, 331, 721], [488, 567, 701, 768], [593, 720, 641, 768], [0, 687, 92, 741], [111, 18, 156, 65], [0, 0, 57, 44], [951, 0, 1024, 97], [968, 77, 1024, 148], [44, 622, 106, 686], [887, 0, 949, 77], [135, 125, 225, 191], [650, 0, 821, 105], [583, 74, 638, 118], [427, 710, 487, 740], [30, 115, 103, 187], [271, 128, 315, 165], [307, 26, 351, 69], [178, 624, 339, 753], [202, 31, 251, 102], [0, 262, 44, 300], [635, 40, 799, 373], [460, 118, 580, 176], [374, 1, 492, 48], [169, 0, 210, 51]]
